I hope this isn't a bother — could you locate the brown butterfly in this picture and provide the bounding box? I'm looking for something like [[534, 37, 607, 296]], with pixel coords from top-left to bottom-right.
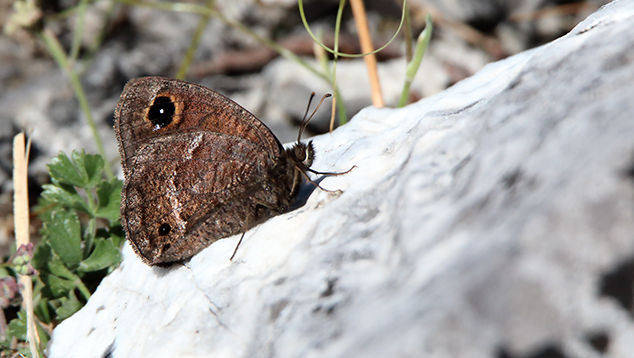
[[114, 77, 338, 266]]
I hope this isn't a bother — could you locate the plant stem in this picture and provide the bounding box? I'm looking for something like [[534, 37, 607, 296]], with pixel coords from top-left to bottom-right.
[[84, 189, 97, 254], [74, 277, 92, 301], [398, 14, 432, 107], [69, 0, 89, 63], [176, 0, 216, 79], [40, 29, 115, 180], [403, 0, 413, 62], [298, 0, 408, 58]]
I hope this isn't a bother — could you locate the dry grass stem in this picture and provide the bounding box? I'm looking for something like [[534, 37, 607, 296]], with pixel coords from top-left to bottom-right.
[[12, 133, 40, 358], [350, 0, 384, 108]]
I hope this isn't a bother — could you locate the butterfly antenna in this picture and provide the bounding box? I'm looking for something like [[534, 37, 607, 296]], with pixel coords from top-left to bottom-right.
[[297, 93, 332, 144], [298, 92, 315, 143]]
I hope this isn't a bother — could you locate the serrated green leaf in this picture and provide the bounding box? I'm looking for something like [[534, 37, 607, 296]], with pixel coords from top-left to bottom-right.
[[48, 151, 87, 187], [34, 195, 57, 223], [7, 310, 27, 341], [110, 231, 125, 248], [79, 238, 122, 272], [47, 253, 78, 281], [55, 290, 82, 320], [44, 208, 82, 268], [33, 280, 52, 324], [95, 178, 122, 222], [48, 151, 105, 188], [73, 150, 105, 188], [32, 242, 52, 272], [40, 272, 75, 298], [41, 183, 90, 214], [6, 310, 50, 354]]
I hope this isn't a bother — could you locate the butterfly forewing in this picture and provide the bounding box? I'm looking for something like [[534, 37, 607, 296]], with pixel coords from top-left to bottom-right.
[[115, 77, 283, 170]]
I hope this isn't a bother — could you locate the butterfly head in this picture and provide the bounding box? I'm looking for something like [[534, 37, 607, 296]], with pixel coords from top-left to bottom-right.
[[288, 140, 315, 170]]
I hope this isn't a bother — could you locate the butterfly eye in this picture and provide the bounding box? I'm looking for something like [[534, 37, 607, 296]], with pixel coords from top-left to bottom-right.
[[158, 223, 171, 236], [148, 96, 175, 130], [294, 144, 306, 161]]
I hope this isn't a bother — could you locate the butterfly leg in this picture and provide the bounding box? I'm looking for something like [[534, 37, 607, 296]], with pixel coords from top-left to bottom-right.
[[302, 165, 357, 193], [230, 232, 247, 261]]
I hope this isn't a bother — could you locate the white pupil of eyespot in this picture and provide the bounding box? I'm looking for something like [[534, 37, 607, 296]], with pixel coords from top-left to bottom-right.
[[159, 108, 165, 114]]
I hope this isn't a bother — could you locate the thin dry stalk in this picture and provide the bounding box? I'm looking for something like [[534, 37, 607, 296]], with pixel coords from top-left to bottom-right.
[[350, 0, 384, 108], [12, 133, 40, 358]]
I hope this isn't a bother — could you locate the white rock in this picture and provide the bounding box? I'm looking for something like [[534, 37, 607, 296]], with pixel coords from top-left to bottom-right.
[[48, 1, 634, 357]]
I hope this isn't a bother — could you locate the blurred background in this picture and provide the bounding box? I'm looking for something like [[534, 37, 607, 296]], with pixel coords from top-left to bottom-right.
[[0, 0, 611, 264]]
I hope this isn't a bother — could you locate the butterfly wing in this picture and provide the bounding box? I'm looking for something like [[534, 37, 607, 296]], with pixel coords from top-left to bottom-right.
[[115, 77, 282, 175], [114, 77, 294, 265]]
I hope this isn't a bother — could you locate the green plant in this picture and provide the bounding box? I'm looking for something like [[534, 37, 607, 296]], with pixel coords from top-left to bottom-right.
[[299, 0, 432, 116], [398, 14, 432, 107], [1, 151, 123, 356]]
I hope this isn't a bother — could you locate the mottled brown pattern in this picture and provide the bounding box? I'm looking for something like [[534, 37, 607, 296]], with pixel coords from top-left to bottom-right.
[[114, 77, 314, 265]]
